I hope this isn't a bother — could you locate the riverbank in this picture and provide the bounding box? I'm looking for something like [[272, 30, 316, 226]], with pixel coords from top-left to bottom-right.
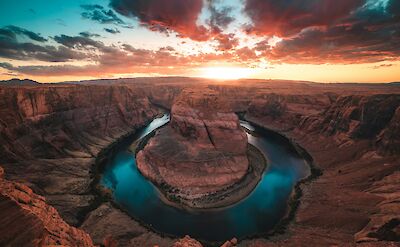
[[152, 143, 267, 210], [241, 115, 322, 237], [131, 120, 267, 210], [81, 113, 165, 225]]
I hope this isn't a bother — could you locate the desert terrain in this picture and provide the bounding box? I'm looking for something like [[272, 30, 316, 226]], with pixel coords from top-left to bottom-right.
[[0, 78, 399, 246]]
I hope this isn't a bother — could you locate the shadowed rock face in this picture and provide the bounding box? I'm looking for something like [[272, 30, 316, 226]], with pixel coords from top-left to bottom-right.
[[0, 167, 94, 247], [0, 85, 161, 226], [298, 94, 400, 154], [245, 90, 400, 245], [0, 78, 40, 86], [137, 88, 249, 200], [0, 85, 159, 161]]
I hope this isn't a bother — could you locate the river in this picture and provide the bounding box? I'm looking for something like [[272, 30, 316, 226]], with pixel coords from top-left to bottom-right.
[[100, 113, 310, 242]]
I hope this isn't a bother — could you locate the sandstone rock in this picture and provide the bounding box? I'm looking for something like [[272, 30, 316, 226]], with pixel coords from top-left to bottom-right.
[[377, 106, 400, 155], [172, 235, 203, 247], [137, 89, 249, 204], [0, 84, 160, 225], [221, 237, 238, 247], [0, 172, 94, 246]]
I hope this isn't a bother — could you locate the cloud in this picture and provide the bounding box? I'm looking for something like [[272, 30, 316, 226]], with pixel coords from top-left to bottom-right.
[[79, 31, 101, 38], [0, 37, 237, 77], [0, 25, 47, 42], [0, 31, 87, 62], [0, 62, 15, 70], [372, 63, 394, 69], [54, 34, 102, 48], [104, 27, 120, 34], [244, 0, 364, 36], [81, 4, 131, 28], [242, 0, 400, 64], [263, 23, 400, 64], [214, 33, 238, 50], [207, 0, 234, 30], [110, 0, 209, 41]]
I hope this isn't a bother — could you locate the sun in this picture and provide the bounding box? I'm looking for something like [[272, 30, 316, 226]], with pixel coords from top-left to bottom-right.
[[200, 67, 255, 80]]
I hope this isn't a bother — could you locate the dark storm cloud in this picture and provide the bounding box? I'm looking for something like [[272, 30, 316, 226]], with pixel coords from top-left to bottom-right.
[[0, 62, 15, 70], [79, 31, 101, 38], [0, 25, 47, 42], [81, 4, 131, 28], [207, 0, 234, 31], [243, 0, 364, 36], [0, 27, 90, 62], [109, 0, 209, 41], [104, 27, 120, 34], [265, 24, 400, 64], [0, 39, 87, 62], [54, 34, 103, 49], [388, 0, 400, 16], [243, 0, 400, 64]]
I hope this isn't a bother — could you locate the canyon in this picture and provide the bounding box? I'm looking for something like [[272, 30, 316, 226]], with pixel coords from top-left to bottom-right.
[[0, 78, 399, 246]]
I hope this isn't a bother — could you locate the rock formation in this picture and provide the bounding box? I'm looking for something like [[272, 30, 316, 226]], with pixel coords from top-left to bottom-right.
[[172, 235, 203, 247], [0, 78, 40, 86], [244, 88, 400, 246], [1, 79, 399, 246], [0, 166, 95, 246], [0, 84, 160, 225], [137, 88, 250, 207]]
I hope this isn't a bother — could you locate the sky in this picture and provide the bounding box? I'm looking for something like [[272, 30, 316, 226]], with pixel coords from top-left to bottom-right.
[[0, 0, 399, 83]]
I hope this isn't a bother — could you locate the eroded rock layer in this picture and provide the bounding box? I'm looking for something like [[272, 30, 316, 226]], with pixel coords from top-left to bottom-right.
[[137, 88, 250, 205], [0, 85, 162, 226], [0, 166, 94, 247], [244, 90, 400, 246]]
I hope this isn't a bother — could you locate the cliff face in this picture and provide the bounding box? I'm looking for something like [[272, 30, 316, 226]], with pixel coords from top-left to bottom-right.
[[137, 88, 249, 204], [247, 93, 335, 131], [245, 91, 400, 245], [247, 93, 400, 155], [0, 85, 158, 161], [0, 166, 94, 247], [299, 94, 400, 154], [0, 85, 160, 225]]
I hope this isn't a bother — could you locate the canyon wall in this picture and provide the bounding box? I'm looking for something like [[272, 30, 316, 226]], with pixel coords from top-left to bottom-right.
[[0, 166, 94, 246], [245, 91, 400, 245], [0, 84, 161, 226]]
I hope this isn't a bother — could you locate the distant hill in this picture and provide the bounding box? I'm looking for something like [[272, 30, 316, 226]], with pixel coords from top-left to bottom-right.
[[0, 78, 40, 86], [60, 76, 208, 85]]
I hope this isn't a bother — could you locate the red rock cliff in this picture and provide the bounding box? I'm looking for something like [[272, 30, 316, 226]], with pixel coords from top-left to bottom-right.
[[0, 166, 95, 246], [137, 88, 249, 204]]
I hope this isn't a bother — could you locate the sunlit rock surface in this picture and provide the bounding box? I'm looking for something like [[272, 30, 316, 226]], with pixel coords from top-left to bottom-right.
[[137, 88, 249, 201]]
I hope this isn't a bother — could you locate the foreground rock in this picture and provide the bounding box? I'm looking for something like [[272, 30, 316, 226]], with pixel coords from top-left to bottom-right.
[[0, 167, 94, 246], [173, 235, 203, 247], [137, 88, 253, 208]]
